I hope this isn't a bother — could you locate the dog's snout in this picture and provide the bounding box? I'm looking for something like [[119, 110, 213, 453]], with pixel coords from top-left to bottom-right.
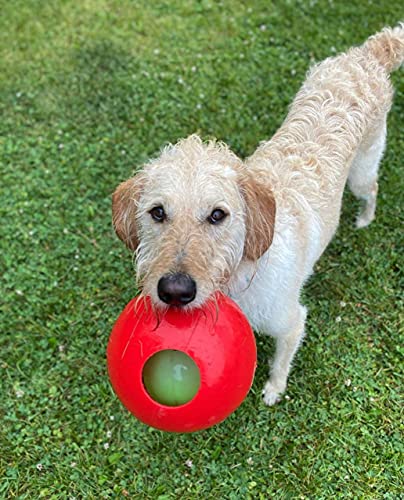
[[157, 273, 197, 306]]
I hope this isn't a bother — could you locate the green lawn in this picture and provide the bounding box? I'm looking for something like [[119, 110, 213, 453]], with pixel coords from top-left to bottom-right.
[[1, 1, 403, 498]]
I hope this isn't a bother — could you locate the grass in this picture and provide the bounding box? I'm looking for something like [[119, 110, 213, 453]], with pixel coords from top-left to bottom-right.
[[1, 0, 403, 498]]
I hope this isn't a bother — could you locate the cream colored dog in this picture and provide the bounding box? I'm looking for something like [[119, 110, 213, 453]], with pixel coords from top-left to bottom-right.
[[112, 26, 403, 405]]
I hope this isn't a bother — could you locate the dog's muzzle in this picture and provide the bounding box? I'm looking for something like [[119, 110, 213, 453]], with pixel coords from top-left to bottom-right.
[[157, 273, 197, 306]]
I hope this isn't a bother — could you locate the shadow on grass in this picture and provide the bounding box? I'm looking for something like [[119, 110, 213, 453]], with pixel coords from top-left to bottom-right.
[[62, 41, 147, 132]]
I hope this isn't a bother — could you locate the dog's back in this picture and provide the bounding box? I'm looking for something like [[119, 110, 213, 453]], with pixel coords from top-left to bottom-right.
[[247, 25, 403, 245]]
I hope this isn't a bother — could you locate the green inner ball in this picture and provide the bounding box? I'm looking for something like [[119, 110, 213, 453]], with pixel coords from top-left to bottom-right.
[[142, 350, 201, 407]]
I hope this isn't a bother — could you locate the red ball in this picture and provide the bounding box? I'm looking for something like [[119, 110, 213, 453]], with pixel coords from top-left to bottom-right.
[[107, 293, 257, 433]]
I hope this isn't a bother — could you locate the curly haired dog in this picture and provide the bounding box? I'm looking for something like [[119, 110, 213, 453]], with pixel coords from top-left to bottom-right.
[[112, 26, 403, 405]]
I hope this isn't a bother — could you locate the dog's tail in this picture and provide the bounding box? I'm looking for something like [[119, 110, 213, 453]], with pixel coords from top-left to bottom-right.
[[363, 23, 404, 72]]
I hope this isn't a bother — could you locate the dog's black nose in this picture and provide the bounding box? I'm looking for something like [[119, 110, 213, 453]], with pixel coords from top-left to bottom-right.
[[157, 273, 197, 306]]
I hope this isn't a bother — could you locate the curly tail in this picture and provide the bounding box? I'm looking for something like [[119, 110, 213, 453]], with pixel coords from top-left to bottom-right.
[[363, 23, 404, 72]]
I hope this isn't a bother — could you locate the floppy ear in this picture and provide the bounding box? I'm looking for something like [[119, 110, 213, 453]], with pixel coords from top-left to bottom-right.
[[112, 174, 144, 250], [240, 174, 276, 261]]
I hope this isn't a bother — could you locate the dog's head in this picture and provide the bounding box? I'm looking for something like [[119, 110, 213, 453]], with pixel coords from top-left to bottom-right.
[[112, 135, 275, 309]]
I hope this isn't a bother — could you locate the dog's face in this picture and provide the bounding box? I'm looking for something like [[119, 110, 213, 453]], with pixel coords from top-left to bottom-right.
[[112, 135, 275, 309]]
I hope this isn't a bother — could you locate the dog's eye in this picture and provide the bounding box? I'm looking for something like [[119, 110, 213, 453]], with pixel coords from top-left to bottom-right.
[[207, 209, 227, 224], [149, 206, 166, 222]]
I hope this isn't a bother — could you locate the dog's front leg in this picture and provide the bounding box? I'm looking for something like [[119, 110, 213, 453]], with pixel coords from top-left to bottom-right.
[[262, 305, 307, 406]]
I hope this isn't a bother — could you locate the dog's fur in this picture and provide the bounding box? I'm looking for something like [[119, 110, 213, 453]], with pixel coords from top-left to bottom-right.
[[112, 26, 403, 405]]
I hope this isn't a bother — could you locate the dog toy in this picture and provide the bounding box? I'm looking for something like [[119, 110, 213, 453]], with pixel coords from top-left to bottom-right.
[[107, 293, 257, 432]]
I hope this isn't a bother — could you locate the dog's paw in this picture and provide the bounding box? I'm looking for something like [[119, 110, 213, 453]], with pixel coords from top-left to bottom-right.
[[262, 381, 283, 406], [355, 214, 373, 229]]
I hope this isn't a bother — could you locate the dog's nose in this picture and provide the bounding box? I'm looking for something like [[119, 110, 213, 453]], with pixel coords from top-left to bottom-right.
[[157, 273, 197, 306]]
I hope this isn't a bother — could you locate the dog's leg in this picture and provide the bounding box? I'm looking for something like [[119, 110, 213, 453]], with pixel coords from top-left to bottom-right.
[[262, 304, 307, 406], [348, 118, 387, 229]]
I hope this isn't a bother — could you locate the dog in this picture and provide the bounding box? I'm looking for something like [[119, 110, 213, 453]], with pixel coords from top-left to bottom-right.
[[112, 26, 403, 406]]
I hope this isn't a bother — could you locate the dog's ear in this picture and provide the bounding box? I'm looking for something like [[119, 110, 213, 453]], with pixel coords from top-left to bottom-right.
[[240, 173, 276, 261], [112, 174, 144, 250]]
